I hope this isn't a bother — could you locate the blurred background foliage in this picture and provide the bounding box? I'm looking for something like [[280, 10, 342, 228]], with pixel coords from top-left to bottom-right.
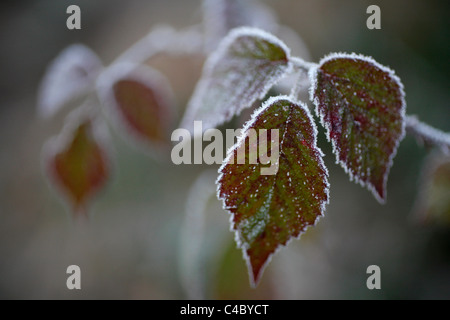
[[0, 0, 449, 299]]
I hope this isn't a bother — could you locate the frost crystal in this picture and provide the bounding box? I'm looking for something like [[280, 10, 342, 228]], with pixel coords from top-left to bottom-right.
[[309, 52, 406, 202], [217, 96, 329, 286], [182, 27, 292, 136]]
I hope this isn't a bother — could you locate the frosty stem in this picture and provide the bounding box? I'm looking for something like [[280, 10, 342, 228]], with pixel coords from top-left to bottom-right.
[[289, 70, 307, 100], [113, 25, 204, 65], [406, 115, 450, 154], [291, 56, 317, 73], [289, 57, 314, 100]]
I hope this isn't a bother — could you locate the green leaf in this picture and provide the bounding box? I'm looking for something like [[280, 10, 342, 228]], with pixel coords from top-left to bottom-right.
[[310, 53, 406, 202], [97, 63, 175, 152], [217, 96, 329, 286], [182, 27, 291, 134], [45, 114, 110, 216]]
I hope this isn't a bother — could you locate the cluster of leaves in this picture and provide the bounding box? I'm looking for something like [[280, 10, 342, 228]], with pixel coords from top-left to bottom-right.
[[38, 0, 449, 286], [189, 28, 406, 285], [39, 45, 176, 216]]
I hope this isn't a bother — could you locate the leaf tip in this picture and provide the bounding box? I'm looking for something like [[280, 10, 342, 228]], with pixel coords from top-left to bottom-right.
[[218, 96, 329, 286], [245, 248, 273, 288], [44, 112, 110, 218], [372, 182, 387, 204]]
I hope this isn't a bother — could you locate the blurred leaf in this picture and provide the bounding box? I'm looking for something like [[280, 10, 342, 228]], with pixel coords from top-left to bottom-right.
[[217, 96, 329, 286], [37, 44, 102, 118], [182, 27, 291, 134], [45, 115, 110, 216], [113, 80, 168, 143], [202, 0, 278, 51], [310, 53, 406, 202], [179, 170, 218, 299], [415, 154, 450, 224], [98, 63, 175, 153]]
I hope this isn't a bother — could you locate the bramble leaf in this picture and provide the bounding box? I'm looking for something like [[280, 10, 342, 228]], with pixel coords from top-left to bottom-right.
[[310, 53, 406, 202], [217, 96, 329, 286], [182, 27, 291, 135], [45, 115, 110, 216], [97, 63, 175, 152], [38, 44, 102, 118]]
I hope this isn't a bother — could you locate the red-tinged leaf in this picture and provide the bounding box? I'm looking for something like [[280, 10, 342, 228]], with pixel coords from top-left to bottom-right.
[[217, 96, 329, 286], [45, 115, 110, 216], [182, 27, 291, 134], [310, 53, 406, 203], [414, 154, 450, 224], [38, 44, 102, 118], [97, 63, 175, 152]]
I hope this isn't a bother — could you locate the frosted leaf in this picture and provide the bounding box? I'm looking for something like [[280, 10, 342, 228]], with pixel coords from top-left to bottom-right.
[[97, 62, 175, 154], [43, 108, 110, 217], [37, 44, 102, 118], [182, 27, 292, 136], [309, 52, 406, 203], [217, 96, 329, 286]]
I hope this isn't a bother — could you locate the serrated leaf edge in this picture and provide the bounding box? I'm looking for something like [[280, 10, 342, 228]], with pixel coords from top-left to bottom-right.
[[216, 95, 329, 286], [308, 52, 406, 203]]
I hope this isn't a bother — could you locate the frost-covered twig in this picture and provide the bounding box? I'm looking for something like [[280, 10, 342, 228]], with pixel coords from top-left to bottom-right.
[[289, 69, 309, 100], [291, 56, 317, 73], [114, 25, 204, 65], [406, 115, 450, 154]]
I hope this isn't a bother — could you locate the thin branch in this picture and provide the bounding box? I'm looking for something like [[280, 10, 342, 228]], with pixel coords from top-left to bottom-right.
[[289, 69, 309, 100], [406, 115, 450, 154], [290, 56, 317, 72], [288, 56, 315, 100], [113, 25, 204, 65]]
